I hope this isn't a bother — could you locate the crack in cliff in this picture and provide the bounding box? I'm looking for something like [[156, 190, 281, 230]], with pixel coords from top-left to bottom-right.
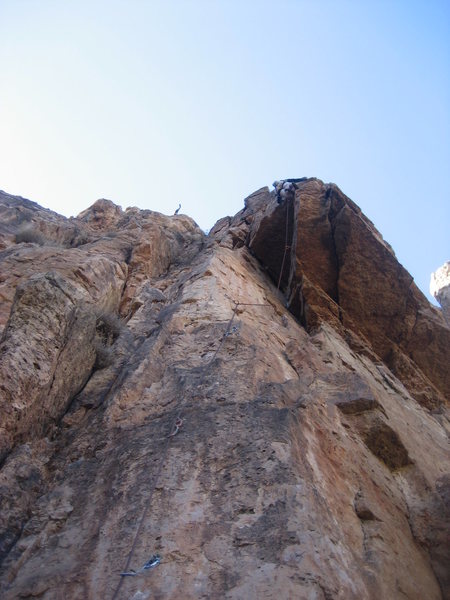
[[45, 308, 79, 399], [326, 186, 344, 325], [1, 184, 449, 599]]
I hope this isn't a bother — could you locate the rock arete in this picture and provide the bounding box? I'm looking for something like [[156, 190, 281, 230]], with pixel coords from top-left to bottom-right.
[[0, 181, 449, 599]]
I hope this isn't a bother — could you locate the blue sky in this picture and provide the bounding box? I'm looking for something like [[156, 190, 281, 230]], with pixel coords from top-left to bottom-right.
[[0, 0, 449, 303]]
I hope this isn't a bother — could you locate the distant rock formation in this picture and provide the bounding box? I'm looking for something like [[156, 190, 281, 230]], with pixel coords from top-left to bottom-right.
[[431, 261, 450, 322], [0, 183, 448, 600]]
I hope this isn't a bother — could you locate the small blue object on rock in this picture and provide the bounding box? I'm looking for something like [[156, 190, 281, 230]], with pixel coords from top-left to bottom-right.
[[143, 555, 161, 570], [120, 554, 161, 577]]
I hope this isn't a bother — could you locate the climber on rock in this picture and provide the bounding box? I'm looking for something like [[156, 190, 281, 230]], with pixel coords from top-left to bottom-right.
[[273, 180, 298, 204], [273, 180, 284, 203]]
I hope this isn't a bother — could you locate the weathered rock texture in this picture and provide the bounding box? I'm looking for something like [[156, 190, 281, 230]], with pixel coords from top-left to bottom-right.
[[0, 182, 449, 600], [431, 261, 450, 323]]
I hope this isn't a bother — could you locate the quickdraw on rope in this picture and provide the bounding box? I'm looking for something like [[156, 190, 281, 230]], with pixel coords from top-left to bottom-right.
[[111, 298, 274, 600], [111, 436, 170, 600], [168, 417, 183, 438], [120, 554, 161, 577]]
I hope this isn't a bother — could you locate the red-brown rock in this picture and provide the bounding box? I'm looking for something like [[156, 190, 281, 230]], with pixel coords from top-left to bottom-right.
[[0, 183, 448, 600]]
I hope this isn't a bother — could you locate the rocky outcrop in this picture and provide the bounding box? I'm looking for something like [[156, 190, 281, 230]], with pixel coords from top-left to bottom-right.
[[431, 261, 450, 322], [214, 180, 449, 409], [0, 183, 448, 599]]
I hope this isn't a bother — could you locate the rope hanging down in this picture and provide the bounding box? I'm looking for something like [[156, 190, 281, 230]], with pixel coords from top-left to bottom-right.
[[111, 299, 273, 600], [111, 433, 171, 600], [277, 197, 291, 291], [111, 375, 188, 599], [111, 189, 295, 598]]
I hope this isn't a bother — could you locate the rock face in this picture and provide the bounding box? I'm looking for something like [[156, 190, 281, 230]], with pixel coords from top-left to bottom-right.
[[0, 183, 449, 600], [431, 261, 450, 322]]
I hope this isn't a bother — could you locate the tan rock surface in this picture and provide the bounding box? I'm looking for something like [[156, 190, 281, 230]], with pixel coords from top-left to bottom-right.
[[0, 183, 448, 599], [431, 261, 450, 322]]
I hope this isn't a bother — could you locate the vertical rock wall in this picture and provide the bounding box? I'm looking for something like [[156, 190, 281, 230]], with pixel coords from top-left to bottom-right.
[[0, 185, 448, 600]]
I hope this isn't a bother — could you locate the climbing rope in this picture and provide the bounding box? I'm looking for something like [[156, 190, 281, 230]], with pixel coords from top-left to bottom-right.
[[168, 417, 183, 437], [110, 301, 249, 598], [110, 299, 275, 599], [111, 433, 171, 600], [111, 190, 296, 598], [111, 191, 295, 597], [277, 197, 292, 291], [203, 302, 239, 367], [120, 554, 161, 577]]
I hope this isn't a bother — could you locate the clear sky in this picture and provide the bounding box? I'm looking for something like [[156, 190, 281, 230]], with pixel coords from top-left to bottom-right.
[[1, 0, 449, 303]]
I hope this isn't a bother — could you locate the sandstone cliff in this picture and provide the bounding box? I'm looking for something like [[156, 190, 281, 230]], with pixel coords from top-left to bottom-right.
[[0, 181, 448, 600]]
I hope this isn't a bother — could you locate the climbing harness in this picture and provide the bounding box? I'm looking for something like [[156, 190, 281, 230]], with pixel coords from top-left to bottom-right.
[[120, 554, 161, 577], [168, 417, 183, 438]]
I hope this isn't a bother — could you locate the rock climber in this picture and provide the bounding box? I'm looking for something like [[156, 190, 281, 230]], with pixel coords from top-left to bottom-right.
[[273, 180, 298, 204]]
